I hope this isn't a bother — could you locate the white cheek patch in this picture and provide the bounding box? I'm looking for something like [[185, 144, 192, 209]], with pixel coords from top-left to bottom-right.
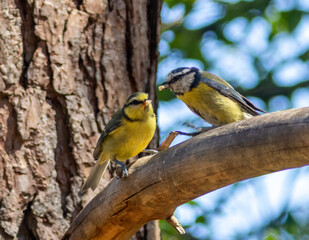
[[171, 72, 196, 93], [166, 75, 172, 83]]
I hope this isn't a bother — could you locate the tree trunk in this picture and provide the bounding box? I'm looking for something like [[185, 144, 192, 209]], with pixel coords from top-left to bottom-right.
[[0, 0, 162, 239]]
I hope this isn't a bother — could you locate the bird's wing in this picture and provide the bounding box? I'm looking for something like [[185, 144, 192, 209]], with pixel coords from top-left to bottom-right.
[[93, 109, 123, 160], [201, 74, 266, 116]]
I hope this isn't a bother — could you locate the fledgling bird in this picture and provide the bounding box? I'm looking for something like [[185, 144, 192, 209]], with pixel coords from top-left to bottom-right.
[[81, 92, 156, 193], [159, 67, 266, 126]]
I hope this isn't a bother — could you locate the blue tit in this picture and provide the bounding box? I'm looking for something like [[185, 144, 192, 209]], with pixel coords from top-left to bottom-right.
[[81, 92, 156, 193], [159, 67, 266, 126]]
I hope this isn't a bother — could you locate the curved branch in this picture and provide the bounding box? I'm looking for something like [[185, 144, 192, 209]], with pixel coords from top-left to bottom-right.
[[62, 108, 309, 240]]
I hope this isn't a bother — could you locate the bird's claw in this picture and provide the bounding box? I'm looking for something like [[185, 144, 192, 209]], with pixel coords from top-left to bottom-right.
[[116, 169, 128, 179], [114, 159, 129, 179], [122, 168, 128, 178]]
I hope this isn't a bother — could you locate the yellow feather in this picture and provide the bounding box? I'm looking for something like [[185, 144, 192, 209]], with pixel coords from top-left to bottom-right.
[[81, 92, 156, 193], [103, 110, 156, 161], [177, 83, 246, 126]]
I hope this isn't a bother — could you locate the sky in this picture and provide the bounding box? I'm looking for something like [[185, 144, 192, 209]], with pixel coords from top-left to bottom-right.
[[157, 0, 309, 239]]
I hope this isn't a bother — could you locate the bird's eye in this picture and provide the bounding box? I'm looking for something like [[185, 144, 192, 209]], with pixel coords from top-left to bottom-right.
[[130, 100, 141, 105]]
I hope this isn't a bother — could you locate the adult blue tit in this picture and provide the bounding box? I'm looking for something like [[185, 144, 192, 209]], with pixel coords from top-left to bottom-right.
[[81, 92, 156, 193], [159, 67, 266, 126]]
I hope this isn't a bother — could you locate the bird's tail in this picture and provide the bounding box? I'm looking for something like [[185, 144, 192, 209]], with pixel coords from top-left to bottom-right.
[[80, 152, 109, 193]]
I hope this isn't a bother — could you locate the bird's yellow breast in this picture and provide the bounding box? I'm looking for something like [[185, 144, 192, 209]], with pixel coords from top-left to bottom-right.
[[177, 83, 246, 126], [102, 114, 156, 160]]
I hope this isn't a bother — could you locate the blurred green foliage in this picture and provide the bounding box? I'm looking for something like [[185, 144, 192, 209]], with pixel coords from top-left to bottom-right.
[[158, 0, 309, 105], [158, 0, 309, 239]]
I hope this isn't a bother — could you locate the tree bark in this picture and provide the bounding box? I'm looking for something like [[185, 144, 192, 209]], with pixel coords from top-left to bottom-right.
[[62, 108, 309, 240], [0, 0, 162, 239]]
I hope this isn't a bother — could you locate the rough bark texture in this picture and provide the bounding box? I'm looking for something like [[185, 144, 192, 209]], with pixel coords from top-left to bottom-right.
[[0, 0, 162, 239], [62, 108, 309, 240]]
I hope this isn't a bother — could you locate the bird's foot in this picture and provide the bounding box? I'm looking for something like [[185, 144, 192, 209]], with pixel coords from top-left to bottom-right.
[[116, 167, 128, 179], [175, 131, 200, 136], [182, 122, 201, 130], [114, 159, 128, 179], [176, 126, 218, 137], [121, 168, 128, 178]]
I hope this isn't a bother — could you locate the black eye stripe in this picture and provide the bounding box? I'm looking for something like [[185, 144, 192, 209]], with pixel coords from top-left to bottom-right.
[[169, 74, 183, 84], [128, 99, 145, 105]]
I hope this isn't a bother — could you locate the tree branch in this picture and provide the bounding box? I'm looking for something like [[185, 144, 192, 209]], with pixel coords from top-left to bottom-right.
[[62, 108, 309, 240]]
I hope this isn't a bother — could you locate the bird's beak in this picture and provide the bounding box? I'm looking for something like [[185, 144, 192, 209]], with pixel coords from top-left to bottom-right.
[[158, 82, 169, 91], [143, 99, 151, 108]]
